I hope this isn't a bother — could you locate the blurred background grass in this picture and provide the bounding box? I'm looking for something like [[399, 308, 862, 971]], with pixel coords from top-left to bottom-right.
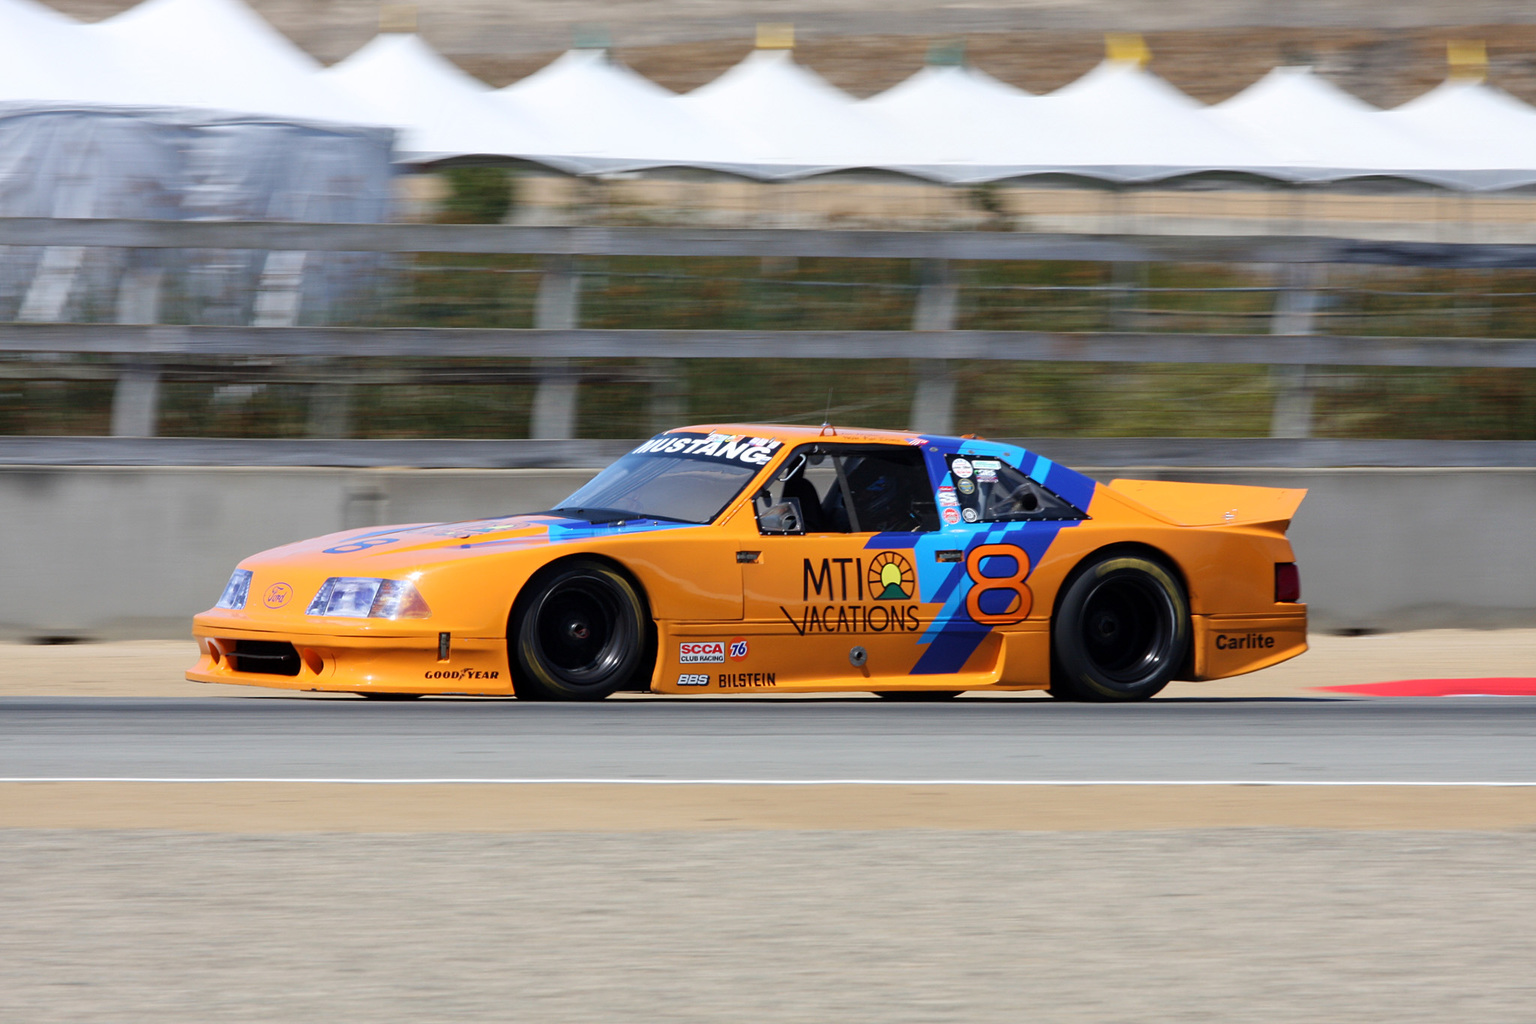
[[3, 167, 1534, 441]]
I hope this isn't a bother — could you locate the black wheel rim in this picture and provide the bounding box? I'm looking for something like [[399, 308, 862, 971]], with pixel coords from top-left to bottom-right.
[[530, 574, 632, 685], [1078, 572, 1175, 685]]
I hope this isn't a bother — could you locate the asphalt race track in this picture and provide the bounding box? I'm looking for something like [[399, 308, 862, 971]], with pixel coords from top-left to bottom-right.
[[4, 696, 1534, 783]]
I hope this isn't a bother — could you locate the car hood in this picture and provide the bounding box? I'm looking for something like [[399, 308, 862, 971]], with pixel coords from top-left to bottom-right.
[[278, 512, 707, 563]]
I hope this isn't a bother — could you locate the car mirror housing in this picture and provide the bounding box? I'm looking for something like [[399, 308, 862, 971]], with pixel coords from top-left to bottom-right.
[[757, 499, 805, 535]]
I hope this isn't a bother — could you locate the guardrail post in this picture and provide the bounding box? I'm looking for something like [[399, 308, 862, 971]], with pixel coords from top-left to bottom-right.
[[530, 255, 581, 438], [109, 265, 164, 437], [1269, 263, 1323, 438], [18, 246, 85, 323], [909, 259, 959, 434]]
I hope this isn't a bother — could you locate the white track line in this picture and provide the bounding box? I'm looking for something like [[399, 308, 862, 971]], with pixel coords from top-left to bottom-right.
[[3, 777, 1535, 786]]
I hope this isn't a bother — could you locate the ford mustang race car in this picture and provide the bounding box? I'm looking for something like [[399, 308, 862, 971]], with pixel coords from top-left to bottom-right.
[[188, 424, 1306, 701]]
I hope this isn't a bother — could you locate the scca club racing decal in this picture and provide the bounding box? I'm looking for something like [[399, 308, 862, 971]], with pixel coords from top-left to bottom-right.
[[630, 432, 783, 466], [781, 553, 921, 635], [679, 641, 726, 664]]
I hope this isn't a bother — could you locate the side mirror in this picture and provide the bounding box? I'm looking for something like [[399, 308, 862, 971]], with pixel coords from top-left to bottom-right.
[[757, 498, 805, 535]]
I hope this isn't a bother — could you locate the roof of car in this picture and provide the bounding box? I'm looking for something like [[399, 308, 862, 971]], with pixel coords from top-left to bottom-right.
[[673, 423, 931, 445]]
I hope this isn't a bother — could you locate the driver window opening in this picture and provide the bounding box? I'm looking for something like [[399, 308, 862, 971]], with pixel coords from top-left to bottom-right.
[[756, 445, 938, 535]]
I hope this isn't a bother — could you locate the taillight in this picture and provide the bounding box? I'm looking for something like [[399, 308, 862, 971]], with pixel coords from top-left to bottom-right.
[[1275, 562, 1301, 603]]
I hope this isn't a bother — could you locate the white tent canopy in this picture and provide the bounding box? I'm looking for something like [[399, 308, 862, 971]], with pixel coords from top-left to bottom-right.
[[7, 0, 1536, 189], [325, 33, 560, 165], [1210, 66, 1447, 185], [0, 0, 135, 105], [1386, 78, 1536, 190], [680, 48, 902, 178], [497, 49, 748, 176], [1040, 60, 1285, 182], [85, 0, 382, 125], [862, 64, 1046, 183]]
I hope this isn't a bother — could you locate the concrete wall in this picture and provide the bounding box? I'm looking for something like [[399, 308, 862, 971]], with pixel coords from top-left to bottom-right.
[[0, 467, 594, 640], [1, 463, 1531, 639]]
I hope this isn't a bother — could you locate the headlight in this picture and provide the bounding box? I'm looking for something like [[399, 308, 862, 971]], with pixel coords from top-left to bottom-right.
[[215, 569, 253, 610], [306, 577, 431, 619]]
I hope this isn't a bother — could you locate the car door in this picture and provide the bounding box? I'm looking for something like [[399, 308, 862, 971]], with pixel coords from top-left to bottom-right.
[[738, 442, 938, 684]]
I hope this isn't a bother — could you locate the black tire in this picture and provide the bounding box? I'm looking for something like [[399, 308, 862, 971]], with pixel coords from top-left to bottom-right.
[[358, 692, 423, 700], [1048, 553, 1189, 702], [510, 558, 649, 701], [873, 690, 963, 700]]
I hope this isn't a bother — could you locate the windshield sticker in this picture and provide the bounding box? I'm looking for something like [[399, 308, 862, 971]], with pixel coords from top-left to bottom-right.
[[631, 432, 783, 466], [951, 458, 974, 479]]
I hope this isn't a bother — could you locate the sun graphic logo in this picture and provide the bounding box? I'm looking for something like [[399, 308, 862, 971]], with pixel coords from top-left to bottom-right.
[[867, 552, 915, 601]]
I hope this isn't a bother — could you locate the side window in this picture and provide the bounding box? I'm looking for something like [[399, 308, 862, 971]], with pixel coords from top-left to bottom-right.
[[946, 455, 1085, 523], [756, 445, 938, 534]]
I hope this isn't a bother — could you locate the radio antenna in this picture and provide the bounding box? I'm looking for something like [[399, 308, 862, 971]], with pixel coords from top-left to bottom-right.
[[820, 388, 836, 436]]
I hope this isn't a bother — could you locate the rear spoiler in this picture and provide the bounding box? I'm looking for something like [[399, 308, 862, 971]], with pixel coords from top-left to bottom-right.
[[1107, 479, 1307, 530]]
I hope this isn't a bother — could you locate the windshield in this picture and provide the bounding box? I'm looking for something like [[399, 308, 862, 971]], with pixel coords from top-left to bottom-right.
[[555, 432, 781, 524]]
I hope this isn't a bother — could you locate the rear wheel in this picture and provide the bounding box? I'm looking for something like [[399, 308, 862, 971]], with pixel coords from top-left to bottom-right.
[[510, 558, 649, 701], [1048, 553, 1188, 702]]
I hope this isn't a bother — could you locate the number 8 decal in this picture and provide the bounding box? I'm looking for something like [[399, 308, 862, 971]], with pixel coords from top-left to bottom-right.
[[964, 543, 1032, 625]]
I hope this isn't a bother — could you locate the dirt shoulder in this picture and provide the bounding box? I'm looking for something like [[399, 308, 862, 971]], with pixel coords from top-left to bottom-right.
[[0, 629, 1530, 700], [4, 781, 1535, 831]]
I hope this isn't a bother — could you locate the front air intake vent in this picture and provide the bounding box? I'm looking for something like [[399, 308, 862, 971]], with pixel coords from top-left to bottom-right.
[[231, 640, 301, 677]]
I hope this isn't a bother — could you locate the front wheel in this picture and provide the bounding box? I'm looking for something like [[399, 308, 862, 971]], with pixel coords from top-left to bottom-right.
[[1048, 553, 1189, 702], [510, 558, 649, 701]]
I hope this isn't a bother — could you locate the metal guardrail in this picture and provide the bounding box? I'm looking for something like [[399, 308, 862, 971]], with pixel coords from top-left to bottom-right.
[[5, 217, 1536, 442], [2, 324, 1535, 368], [7, 217, 1536, 267], [2, 437, 1533, 469]]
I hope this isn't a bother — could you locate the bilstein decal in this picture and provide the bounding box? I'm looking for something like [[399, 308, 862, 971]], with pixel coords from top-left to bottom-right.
[[719, 672, 777, 688]]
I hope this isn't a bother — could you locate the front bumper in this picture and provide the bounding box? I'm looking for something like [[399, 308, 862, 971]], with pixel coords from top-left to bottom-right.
[[188, 626, 515, 696]]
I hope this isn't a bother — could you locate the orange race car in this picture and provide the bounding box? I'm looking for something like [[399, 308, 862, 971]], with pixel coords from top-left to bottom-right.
[[189, 424, 1306, 701]]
